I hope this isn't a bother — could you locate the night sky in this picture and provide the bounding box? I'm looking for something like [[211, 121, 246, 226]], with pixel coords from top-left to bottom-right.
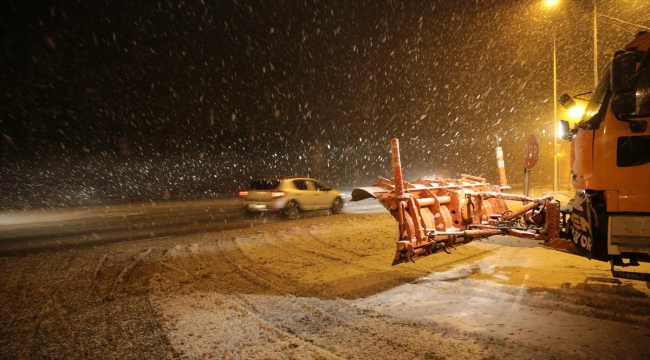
[[1, 0, 649, 206]]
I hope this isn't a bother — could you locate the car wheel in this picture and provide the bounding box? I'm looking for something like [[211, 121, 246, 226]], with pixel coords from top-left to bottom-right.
[[244, 210, 259, 219], [284, 201, 300, 220], [330, 197, 343, 215]]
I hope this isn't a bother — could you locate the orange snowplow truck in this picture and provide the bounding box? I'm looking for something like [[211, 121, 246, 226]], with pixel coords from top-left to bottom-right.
[[352, 31, 650, 281], [559, 31, 650, 279]]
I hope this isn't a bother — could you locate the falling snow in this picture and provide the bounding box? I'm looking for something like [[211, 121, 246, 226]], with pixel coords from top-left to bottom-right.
[[2, 2, 650, 359], [2, 1, 648, 207]]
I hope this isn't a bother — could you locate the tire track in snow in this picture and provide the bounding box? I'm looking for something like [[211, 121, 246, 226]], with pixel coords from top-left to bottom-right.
[[234, 227, 374, 279], [152, 292, 344, 359], [221, 292, 568, 359], [217, 238, 288, 294], [106, 247, 151, 300]]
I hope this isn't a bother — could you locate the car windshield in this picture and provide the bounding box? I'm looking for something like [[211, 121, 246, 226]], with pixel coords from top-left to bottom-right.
[[580, 64, 610, 124], [249, 179, 281, 190]]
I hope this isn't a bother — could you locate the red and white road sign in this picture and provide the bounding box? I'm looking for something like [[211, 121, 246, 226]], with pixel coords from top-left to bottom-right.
[[523, 134, 539, 171]]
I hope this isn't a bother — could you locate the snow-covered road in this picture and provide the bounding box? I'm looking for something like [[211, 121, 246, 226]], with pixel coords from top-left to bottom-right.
[[1, 205, 649, 359]]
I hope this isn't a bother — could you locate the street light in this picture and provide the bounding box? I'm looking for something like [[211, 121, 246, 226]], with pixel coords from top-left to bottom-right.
[[529, 29, 558, 191], [541, 1, 560, 191], [543, 0, 591, 190], [552, 31, 558, 191]]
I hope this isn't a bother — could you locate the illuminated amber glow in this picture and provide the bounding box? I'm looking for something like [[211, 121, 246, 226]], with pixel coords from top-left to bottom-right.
[[568, 105, 585, 120]]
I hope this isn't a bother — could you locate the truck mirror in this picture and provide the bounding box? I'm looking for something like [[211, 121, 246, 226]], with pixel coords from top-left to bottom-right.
[[558, 93, 576, 109], [610, 50, 637, 114], [558, 120, 571, 140]]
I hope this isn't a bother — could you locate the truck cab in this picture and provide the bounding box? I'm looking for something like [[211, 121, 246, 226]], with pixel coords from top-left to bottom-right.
[[563, 31, 650, 276]]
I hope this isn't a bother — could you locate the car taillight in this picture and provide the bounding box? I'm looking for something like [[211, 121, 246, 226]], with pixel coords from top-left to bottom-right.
[[238, 190, 249, 197], [271, 191, 286, 199]]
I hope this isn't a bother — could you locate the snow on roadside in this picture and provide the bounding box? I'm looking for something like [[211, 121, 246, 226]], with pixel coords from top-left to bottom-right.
[[354, 250, 650, 359], [150, 291, 575, 360]]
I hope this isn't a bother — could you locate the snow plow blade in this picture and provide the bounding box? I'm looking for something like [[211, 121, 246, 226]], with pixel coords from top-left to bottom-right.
[[355, 139, 562, 266], [350, 187, 387, 202]]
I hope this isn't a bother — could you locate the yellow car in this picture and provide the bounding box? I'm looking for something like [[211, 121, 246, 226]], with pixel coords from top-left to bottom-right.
[[238, 176, 343, 220]]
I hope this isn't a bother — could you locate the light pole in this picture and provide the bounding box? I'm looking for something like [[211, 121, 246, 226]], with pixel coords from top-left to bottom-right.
[[530, 28, 559, 191], [551, 31, 558, 191], [593, 0, 598, 88], [543, 1, 559, 191], [544, 0, 590, 190]]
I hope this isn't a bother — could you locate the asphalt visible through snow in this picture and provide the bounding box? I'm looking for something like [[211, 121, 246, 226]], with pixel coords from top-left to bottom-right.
[[0, 198, 385, 256]]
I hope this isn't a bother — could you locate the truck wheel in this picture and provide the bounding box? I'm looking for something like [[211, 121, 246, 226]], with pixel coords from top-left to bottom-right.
[[331, 197, 343, 215], [284, 201, 300, 220]]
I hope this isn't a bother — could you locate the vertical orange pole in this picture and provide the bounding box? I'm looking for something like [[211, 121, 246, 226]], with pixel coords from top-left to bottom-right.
[[391, 138, 405, 196], [495, 146, 509, 189]]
